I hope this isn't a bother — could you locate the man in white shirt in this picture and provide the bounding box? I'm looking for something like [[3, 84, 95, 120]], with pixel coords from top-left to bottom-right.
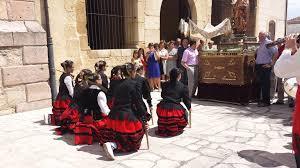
[[274, 34, 300, 166]]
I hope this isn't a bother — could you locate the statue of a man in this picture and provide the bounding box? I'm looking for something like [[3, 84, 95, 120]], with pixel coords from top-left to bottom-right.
[[232, 0, 249, 35]]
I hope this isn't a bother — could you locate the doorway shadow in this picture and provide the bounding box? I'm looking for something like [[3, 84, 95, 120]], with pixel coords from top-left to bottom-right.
[[238, 150, 296, 168]]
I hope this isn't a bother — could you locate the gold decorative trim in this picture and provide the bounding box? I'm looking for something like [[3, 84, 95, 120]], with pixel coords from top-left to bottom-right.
[[228, 59, 236, 66], [222, 71, 237, 81], [214, 66, 225, 70], [203, 60, 210, 65]]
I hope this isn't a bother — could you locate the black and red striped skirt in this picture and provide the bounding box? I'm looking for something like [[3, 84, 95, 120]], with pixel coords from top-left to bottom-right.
[[52, 95, 72, 126], [97, 118, 145, 152], [55, 102, 81, 135], [156, 103, 188, 137], [293, 86, 300, 154]]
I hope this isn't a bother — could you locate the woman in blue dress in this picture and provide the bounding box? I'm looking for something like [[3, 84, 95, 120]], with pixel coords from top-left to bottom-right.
[[147, 43, 161, 91]]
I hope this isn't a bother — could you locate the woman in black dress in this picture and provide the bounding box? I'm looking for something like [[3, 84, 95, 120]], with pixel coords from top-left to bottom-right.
[[96, 63, 150, 160], [107, 66, 123, 109], [57, 69, 92, 134], [156, 68, 191, 137], [52, 60, 75, 126], [95, 60, 108, 93]]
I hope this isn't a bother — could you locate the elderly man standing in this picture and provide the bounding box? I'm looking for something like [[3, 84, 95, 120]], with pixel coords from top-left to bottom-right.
[[255, 32, 278, 107], [182, 40, 199, 97]]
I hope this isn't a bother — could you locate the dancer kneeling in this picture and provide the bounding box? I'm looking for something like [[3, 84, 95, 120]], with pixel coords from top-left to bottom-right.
[[52, 60, 75, 125], [81, 73, 110, 123], [97, 63, 150, 160], [57, 69, 92, 134], [107, 66, 123, 109], [156, 68, 191, 137]]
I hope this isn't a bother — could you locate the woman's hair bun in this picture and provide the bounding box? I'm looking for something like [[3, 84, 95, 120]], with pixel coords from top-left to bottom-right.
[[61, 60, 74, 70]]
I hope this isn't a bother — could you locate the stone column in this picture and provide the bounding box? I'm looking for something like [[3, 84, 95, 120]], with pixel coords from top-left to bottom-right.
[[137, 0, 146, 48], [144, 0, 162, 45]]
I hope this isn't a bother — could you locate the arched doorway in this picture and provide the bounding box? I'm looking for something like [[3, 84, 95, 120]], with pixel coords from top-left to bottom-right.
[[160, 0, 191, 41], [268, 20, 276, 41]]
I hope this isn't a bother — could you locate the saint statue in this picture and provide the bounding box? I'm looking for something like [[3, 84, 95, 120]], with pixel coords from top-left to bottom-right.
[[232, 0, 249, 35]]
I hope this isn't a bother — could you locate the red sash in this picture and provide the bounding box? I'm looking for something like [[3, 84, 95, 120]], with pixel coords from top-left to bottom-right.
[[293, 86, 300, 154]]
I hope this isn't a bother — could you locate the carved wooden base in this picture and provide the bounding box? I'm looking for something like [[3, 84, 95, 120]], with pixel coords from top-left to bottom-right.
[[199, 52, 255, 86]]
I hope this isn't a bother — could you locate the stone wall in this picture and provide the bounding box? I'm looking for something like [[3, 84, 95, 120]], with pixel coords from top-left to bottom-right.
[[0, 0, 51, 115], [47, 0, 212, 76], [256, 0, 286, 38]]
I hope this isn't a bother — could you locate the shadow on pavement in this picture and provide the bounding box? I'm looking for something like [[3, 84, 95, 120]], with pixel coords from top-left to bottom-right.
[[77, 144, 109, 161], [33, 120, 45, 125], [147, 126, 161, 138], [78, 143, 137, 161], [284, 142, 293, 150], [54, 133, 75, 146], [238, 150, 296, 168], [193, 99, 293, 127], [147, 126, 184, 138]]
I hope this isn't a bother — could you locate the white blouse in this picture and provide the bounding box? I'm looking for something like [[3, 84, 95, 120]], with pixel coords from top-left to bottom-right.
[[89, 85, 110, 115], [274, 49, 300, 85], [159, 48, 168, 58], [64, 76, 74, 98]]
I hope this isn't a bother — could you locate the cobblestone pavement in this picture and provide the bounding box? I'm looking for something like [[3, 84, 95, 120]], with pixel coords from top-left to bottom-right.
[[0, 92, 296, 168]]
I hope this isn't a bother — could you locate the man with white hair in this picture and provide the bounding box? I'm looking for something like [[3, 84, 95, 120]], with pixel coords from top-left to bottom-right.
[[255, 31, 278, 107]]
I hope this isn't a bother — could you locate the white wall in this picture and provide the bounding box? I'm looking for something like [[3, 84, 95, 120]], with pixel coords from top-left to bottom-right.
[[256, 0, 286, 38]]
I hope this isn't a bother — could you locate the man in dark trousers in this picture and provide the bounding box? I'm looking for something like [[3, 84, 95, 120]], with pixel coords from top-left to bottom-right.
[[255, 31, 278, 107], [177, 38, 189, 85]]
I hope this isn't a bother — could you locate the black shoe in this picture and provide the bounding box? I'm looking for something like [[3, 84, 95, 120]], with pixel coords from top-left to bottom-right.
[[289, 102, 295, 108]]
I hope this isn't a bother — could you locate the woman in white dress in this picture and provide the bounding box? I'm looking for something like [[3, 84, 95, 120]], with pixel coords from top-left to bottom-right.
[[158, 41, 169, 81], [167, 41, 178, 79]]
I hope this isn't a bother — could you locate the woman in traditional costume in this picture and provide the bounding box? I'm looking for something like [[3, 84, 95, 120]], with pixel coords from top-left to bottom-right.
[[57, 69, 92, 134], [107, 66, 123, 109], [96, 63, 150, 160], [80, 73, 110, 123], [135, 65, 153, 116], [156, 68, 191, 137], [52, 60, 75, 126], [95, 61, 108, 93]]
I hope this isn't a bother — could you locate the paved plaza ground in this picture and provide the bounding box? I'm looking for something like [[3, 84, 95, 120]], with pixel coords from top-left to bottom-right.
[[0, 92, 296, 168]]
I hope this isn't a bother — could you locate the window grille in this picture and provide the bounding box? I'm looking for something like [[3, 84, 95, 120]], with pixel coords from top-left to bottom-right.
[[86, 0, 129, 50]]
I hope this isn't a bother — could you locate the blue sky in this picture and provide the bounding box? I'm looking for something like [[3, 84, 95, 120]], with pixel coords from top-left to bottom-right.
[[288, 0, 300, 19]]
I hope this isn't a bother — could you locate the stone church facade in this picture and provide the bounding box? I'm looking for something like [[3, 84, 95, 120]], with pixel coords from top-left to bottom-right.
[[0, 0, 287, 115]]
